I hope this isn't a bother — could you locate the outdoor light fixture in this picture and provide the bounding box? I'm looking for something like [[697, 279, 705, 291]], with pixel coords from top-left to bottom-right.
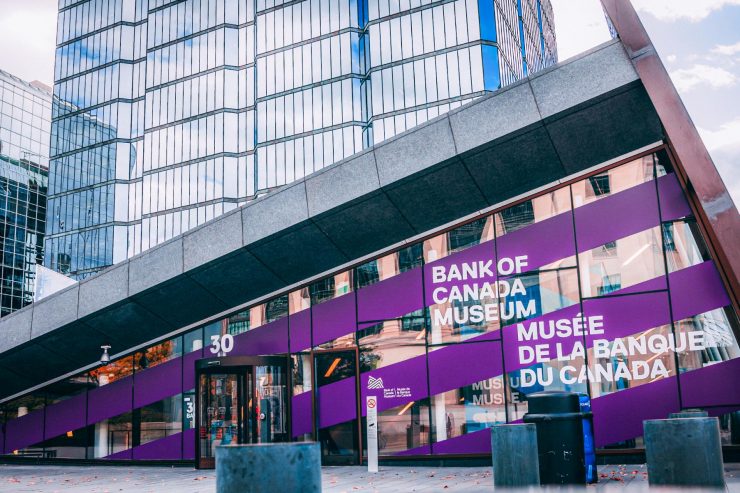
[[100, 345, 111, 364]]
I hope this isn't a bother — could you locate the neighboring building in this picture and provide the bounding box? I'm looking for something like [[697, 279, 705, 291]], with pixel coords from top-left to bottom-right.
[[0, 69, 51, 317], [45, 0, 557, 279], [0, 9, 738, 466]]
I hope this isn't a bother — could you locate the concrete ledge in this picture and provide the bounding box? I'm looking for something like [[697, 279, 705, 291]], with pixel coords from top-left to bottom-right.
[[644, 417, 725, 488], [78, 262, 129, 318], [216, 443, 321, 493]]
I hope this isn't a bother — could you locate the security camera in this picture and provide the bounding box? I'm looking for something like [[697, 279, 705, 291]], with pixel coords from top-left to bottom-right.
[[100, 345, 111, 364]]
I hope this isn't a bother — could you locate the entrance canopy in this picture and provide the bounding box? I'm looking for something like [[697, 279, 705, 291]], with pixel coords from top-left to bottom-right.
[[0, 41, 665, 399]]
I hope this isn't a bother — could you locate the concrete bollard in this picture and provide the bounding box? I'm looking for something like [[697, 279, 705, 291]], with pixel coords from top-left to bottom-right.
[[644, 417, 725, 489], [669, 409, 709, 418], [216, 442, 321, 493], [491, 423, 540, 488]]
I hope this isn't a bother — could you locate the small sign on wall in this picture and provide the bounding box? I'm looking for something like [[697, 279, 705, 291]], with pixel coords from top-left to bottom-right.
[[366, 395, 378, 473]]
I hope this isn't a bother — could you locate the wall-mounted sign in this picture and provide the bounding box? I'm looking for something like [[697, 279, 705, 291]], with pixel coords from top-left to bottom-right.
[[366, 396, 378, 473]]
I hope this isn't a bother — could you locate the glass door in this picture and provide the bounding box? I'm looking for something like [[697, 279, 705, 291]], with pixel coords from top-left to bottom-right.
[[314, 349, 360, 465], [196, 356, 290, 469], [197, 372, 242, 469]]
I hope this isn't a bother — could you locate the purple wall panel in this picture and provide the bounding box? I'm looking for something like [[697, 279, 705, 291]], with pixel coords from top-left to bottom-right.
[[44, 392, 87, 440], [575, 180, 660, 252], [582, 291, 671, 345], [289, 309, 311, 353], [104, 447, 133, 460], [312, 293, 356, 347], [317, 377, 357, 429], [292, 391, 313, 437], [183, 428, 196, 459], [183, 349, 202, 392], [669, 261, 730, 321], [394, 444, 432, 456], [357, 268, 423, 322], [497, 212, 576, 272], [428, 342, 503, 396], [360, 354, 428, 415], [432, 428, 491, 455], [132, 432, 183, 460], [591, 376, 680, 447], [4, 408, 44, 453], [657, 173, 692, 221], [87, 377, 133, 425], [424, 241, 496, 305], [231, 317, 289, 356], [134, 357, 183, 408], [501, 304, 583, 374], [680, 358, 740, 408]]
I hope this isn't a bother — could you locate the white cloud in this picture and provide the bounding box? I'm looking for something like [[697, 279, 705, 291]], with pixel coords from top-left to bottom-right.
[[633, 0, 740, 22], [550, 0, 612, 61], [666, 54, 677, 63], [699, 118, 740, 154], [669, 64, 737, 92], [0, 0, 57, 86], [699, 119, 740, 206], [711, 42, 740, 56]]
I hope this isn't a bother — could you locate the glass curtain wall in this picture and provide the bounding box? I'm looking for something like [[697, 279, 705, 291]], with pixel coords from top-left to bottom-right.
[[47, 0, 556, 279]]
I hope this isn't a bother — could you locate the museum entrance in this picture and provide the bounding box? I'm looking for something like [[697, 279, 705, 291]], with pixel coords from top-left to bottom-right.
[[195, 356, 290, 469]]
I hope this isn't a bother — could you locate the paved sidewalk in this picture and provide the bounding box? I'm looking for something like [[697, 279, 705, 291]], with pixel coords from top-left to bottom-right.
[[0, 464, 738, 492]]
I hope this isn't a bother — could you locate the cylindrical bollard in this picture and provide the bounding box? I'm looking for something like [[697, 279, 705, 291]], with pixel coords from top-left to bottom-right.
[[216, 443, 322, 493], [523, 391, 587, 485], [644, 417, 725, 489], [491, 424, 540, 487], [669, 409, 709, 418]]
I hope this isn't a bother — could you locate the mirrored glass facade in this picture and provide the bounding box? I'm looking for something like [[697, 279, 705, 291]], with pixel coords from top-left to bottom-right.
[[46, 0, 556, 279], [0, 70, 51, 316]]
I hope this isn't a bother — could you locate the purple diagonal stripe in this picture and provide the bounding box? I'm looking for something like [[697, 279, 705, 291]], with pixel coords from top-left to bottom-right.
[[428, 342, 503, 395], [183, 428, 196, 459], [424, 241, 496, 305], [680, 358, 740, 408], [605, 274, 666, 296], [497, 211, 576, 273], [292, 391, 313, 437], [591, 375, 680, 447], [358, 268, 423, 322], [432, 428, 491, 455], [44, 393, 87, 441], [657, 173, 692, 221], [183, 349, 202, 392], [231, 317, 289, 356], [133, 432, 183, 460], [289, 309, 311, 353], [582, 291, 671, 345], [134, 357, 183, 408], [317, 377, 357, 429], [105, 447, 133, 460], [360, 354, 428, 415], [312, 293, 356, 347], [87, 377, 133, 425], [4, 408, 44, 453], [669, 261, 730, 321], [394, 443, 432, 456], [501, 304, 583, 374], [575, 180, 660, 252]]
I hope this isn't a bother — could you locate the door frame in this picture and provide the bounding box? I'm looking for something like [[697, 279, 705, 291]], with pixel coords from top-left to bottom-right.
[[312, 346, 362, 465], [195, 355, 291, 469]]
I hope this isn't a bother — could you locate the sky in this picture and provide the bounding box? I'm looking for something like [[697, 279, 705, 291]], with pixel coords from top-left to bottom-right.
[[0, 0, 737, 204]]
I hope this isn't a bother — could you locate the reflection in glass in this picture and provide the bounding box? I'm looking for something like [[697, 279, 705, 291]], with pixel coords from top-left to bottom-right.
[[495, 187, 571, 235], [579, 227, 665, 297], [662, 220, 710, 273], [572, 154, 655, 208], [676, 308, 740, 372], [431, 377, 505, 445]]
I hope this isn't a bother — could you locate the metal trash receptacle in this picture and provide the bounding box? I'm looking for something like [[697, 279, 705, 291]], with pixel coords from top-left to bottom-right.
[[523, 391, 587, 485]]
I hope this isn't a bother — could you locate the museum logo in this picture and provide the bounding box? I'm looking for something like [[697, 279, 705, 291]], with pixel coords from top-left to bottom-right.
[[367, 376, 384, 389]]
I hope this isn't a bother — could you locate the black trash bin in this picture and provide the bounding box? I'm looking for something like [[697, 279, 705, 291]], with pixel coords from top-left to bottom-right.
[[523, 391, 587, 485]]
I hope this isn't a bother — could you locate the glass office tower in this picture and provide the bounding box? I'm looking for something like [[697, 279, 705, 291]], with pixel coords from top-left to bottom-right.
[[0, 69, 51, 316], [46, 0, 556, 279]]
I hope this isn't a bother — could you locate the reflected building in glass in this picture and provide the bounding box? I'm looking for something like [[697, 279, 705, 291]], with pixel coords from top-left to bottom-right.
[[46, 0, 556, 278], [0, 69, 51, 317]]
